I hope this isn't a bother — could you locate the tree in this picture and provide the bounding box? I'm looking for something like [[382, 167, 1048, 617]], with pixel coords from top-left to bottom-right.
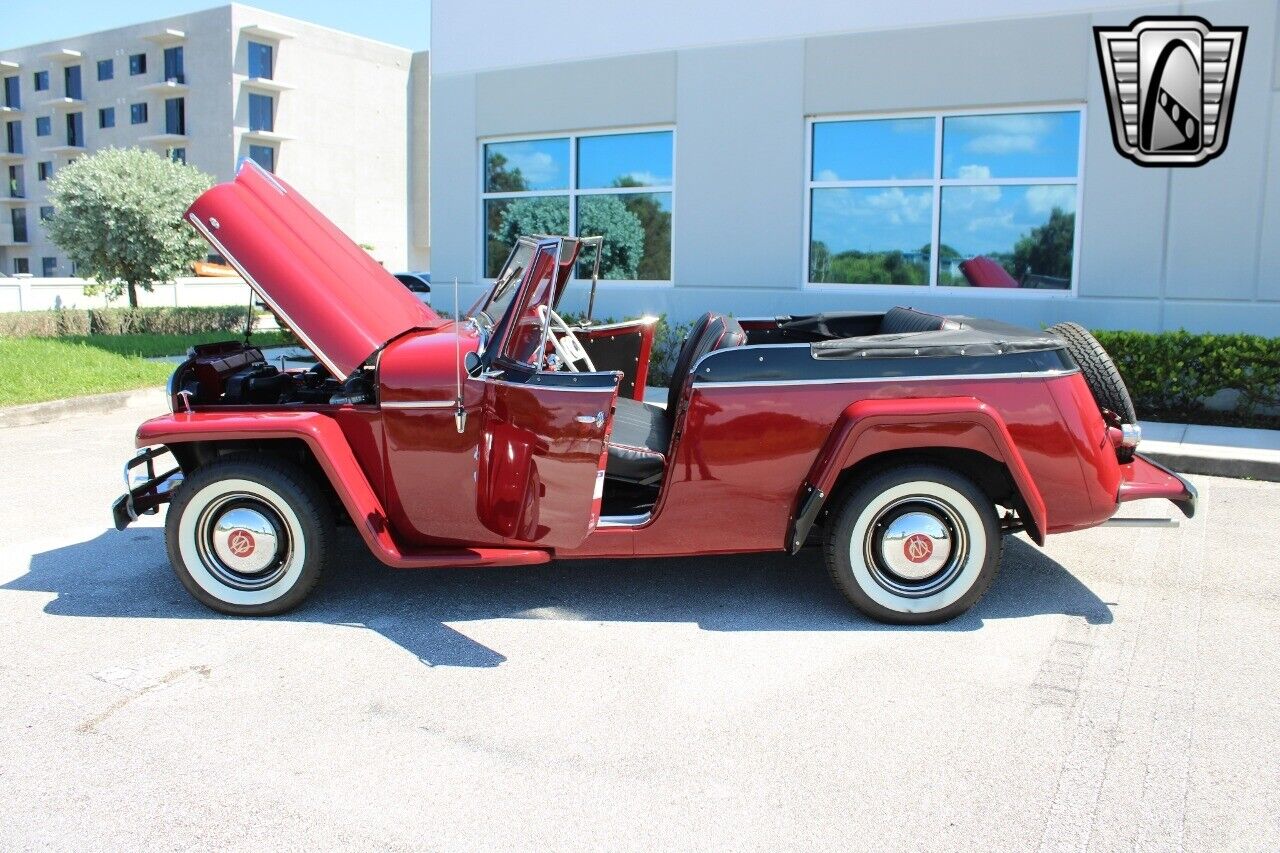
[[45, 147, 213, 307], [1012, 207, 1075, 280], [493, 194, 646, 280]]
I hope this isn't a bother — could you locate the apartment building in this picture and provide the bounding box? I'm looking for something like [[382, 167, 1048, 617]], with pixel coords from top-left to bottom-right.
[[1, 4, 417, 278]]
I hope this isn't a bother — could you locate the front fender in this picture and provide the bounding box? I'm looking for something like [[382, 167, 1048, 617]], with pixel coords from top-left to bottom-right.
[[787, 397, 1048, 552], [137, 409, 401, 559]]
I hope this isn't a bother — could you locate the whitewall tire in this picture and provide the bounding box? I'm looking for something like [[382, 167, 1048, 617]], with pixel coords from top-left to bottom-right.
[[165, 455, 332, 616], [823, 464, 1002, 624]]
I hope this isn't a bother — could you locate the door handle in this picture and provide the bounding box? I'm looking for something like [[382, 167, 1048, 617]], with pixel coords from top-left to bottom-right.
[[576, 412, 605, 428]]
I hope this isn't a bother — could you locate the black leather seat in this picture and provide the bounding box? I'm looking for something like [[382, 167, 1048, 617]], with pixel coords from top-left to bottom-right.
[[879, 306, 963, 334], [605, 313, 746, 485]]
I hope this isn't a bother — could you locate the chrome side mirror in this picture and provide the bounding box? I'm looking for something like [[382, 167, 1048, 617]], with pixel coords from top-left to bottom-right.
[[464, 351, 481, 375]]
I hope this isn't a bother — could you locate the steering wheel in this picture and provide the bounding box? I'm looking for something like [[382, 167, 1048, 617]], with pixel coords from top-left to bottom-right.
[[537, 305, 596, 373]]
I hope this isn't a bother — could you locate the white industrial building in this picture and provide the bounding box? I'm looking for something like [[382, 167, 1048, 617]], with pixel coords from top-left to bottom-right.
[[428, 0, 1279, 334]]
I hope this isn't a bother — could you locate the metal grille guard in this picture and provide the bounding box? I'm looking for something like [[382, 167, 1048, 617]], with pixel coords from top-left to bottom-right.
[[111, 448, 183, 531]]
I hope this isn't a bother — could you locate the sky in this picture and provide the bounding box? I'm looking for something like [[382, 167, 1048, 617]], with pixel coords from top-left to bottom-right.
[[1, 0, 431, 51]]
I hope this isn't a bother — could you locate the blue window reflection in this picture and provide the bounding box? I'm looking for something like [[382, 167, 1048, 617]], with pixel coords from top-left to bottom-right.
[[943, 112, 1080, 179], [484, 138, 569, 192], [812, 118, 934, 182], [577, 131, 673, 189]]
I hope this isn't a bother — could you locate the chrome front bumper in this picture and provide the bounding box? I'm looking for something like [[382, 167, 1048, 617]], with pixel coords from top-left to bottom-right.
[[111, 447, 183, 530]]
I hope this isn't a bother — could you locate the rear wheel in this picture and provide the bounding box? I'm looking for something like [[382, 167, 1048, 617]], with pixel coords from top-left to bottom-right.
[[165, 454, 332, 616], [823, 464, 1002, 624]]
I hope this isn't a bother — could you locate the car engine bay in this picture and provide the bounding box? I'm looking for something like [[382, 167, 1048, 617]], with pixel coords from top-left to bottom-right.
[[170, 340, 375, 408]]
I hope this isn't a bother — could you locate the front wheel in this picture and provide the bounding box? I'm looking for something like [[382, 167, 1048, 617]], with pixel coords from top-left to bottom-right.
[[823, 464, 1002, 625], [165, 454, 332, 616]]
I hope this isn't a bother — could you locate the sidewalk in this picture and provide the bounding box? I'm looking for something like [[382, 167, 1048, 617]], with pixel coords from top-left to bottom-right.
[[1138, 421, 1280, 482]]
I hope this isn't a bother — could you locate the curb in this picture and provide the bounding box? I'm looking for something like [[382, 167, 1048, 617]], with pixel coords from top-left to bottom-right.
[[1142, 449, 1280, 484], [0, 387, 167, 429]]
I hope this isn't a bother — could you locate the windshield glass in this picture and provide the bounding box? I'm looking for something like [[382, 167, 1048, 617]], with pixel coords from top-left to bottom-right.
[[472, 240, 535, 328]]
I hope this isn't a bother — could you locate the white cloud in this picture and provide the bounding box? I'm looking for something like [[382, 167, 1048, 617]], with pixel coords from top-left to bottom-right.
[[955, 164, 992, 180], [622, 170, 671, 186], [506, 150, 561, 186], [816, 168, 840, 182], [1025, 184, 1076, 215]]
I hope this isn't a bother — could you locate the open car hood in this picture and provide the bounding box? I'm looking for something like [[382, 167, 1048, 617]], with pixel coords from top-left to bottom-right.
[[186, 161, 441, 378]]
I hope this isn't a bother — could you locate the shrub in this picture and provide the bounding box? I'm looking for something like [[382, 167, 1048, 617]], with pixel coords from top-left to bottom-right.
[[0, 306, 257, 339], [1093, 329, 1280, 419]]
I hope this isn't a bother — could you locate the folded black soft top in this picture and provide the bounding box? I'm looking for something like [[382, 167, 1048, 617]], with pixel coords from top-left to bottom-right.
[[792, 311, 1067, 360]]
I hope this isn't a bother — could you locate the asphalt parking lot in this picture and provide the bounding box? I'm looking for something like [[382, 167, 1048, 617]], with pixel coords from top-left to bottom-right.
[[1, 400, 1278, 851]]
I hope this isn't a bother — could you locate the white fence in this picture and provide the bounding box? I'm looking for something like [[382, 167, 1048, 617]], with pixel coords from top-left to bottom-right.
[[0, 276, 254, 312]]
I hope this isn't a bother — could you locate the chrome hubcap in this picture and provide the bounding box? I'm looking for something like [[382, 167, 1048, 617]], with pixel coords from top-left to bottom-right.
[[196, 495, 290, 590], [878, 511, 952, 580], [863, 496, 969, 598]]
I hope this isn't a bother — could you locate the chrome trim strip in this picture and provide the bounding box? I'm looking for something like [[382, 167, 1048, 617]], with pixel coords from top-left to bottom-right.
[[476, 375, 622, 394], [597, 512, 651, 528], [241, 156, 287, 194], [693, 368, 1081, 389], [381, 399, 456, 410], [578, 315, 660, 333], [188, 213, 347, 379]]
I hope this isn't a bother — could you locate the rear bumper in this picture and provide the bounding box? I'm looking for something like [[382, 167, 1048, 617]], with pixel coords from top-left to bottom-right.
[[1117, 452, 1197, 519]]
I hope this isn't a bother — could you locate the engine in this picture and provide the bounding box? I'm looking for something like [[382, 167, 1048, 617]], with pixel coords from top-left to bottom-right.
[[169, 340, 374, 408]]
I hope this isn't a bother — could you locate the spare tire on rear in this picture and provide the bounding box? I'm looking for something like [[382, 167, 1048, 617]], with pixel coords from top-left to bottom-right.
[[1048, 322, 1138, 458]]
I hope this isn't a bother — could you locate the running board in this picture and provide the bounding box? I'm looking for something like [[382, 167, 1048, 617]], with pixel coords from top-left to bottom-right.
[[1101, 516, 1180, 528]]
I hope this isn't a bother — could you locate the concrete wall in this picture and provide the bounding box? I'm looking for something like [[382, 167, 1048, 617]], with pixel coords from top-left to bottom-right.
[[0, 276, 251, 312], [407, 50, 430, 270], [430, 0, 1280, 334]]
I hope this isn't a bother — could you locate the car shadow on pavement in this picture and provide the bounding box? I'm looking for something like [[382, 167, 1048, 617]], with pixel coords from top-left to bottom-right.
[[7, 528, 1112, 668]]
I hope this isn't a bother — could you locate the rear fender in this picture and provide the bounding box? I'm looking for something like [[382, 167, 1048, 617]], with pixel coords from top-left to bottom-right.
[[788, 397, 1048, 552]]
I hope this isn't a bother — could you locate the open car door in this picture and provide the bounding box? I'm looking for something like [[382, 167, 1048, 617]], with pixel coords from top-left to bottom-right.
[[475, 238, 620, 548]]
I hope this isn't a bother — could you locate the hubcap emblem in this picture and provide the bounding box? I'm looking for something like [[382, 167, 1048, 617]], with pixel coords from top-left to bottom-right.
[[903, 533, 934, 564], [227, 529, 256, 559]]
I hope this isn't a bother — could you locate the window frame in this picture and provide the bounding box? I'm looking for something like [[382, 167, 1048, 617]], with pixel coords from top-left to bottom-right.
[[478, 125, 676, 287], [97, 59, 114, 82], [129, 53, 147, 76], [802, 104, 1086, 299]]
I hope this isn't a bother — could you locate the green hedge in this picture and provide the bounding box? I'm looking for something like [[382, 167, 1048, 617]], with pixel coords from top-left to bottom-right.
[[0, 306, 256, 338], [1092, 329, 1280, 420]]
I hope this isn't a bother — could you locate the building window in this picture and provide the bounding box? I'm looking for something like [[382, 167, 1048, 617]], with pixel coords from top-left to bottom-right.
[[97, 59, 114, 81], [806, 109, 1082, 291], [7, 164, 23, 198], [248, 41, 274, 79], [168, 147, 186, 165], [35, 116, 51, 136], [129, 53, 147, 75], [65, 111, 84, 147], [5, 120, 20, 154], [63, 65, 82, 100], [248, 93, 273, 132], [39, 205, 54, 221], [130, 102, 147, 124], [13, 257, 30, 275], [164, 97, 185, 135], [11, 207, 28, 243], [41, 257, 57, 277], [2, 75, 18, 109], [98, 106, 114, 129], [163, 46, 184, 83], [481, 129, 675, 280], [37, 161, 52, 181], [248, 144, 275, 172], [33, 70, 48, 92]]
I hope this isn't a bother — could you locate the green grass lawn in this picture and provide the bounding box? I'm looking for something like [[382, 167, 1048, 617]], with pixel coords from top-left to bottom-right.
[[0, 332, 294, 407]]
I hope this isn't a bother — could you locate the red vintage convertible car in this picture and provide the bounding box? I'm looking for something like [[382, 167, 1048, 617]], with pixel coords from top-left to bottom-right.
[[113, 162, 1195, 624]]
